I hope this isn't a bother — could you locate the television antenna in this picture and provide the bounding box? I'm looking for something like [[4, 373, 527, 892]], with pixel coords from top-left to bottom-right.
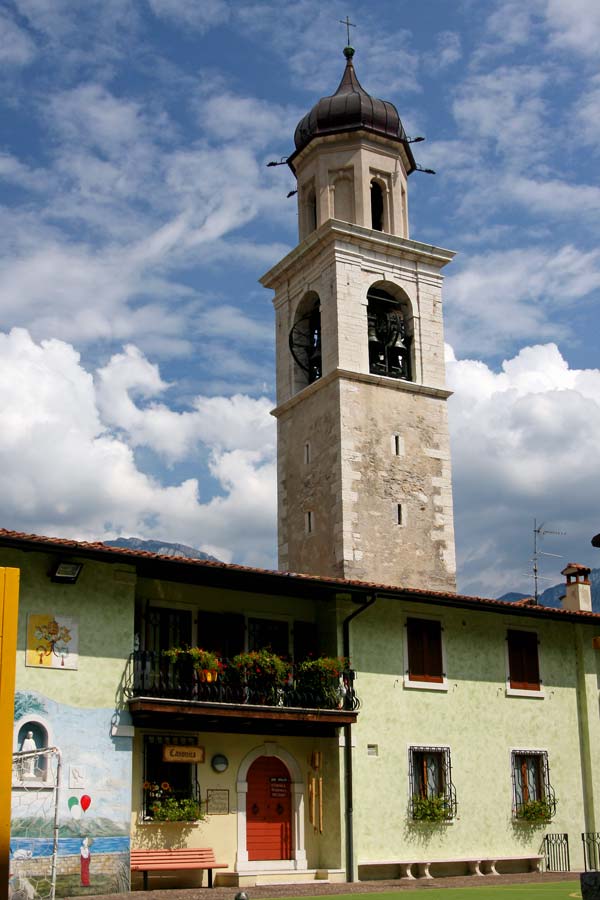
[[528, 519, 566, 603]]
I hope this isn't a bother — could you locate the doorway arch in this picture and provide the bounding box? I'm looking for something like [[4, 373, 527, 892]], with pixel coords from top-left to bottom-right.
[[235, 742, 307, 872]]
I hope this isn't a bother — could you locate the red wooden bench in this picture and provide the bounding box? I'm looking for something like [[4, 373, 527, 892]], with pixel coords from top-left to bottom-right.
[[130, 848, 228, 889]]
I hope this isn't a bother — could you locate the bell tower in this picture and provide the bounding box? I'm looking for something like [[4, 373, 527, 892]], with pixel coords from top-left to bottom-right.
[[261, 47, 457, 592]]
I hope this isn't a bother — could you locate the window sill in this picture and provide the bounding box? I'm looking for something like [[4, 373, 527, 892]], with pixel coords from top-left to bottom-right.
[[12, 779, 53, 790], [410, 818, 455, 826], [138, 817, 203, 825], [506, 686, 545, 699], [404, 678, 448, 692]]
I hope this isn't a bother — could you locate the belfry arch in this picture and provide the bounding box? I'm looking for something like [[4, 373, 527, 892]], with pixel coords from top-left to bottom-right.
[[366, 282, 413, 382], [289, 292, 322, 394]]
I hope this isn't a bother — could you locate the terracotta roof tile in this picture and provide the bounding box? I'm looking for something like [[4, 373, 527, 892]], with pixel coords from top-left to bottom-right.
[[0, 527, 599, 622]]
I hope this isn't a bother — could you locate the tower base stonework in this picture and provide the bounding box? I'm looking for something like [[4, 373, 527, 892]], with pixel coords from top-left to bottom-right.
[[274, 369, 456, 592]]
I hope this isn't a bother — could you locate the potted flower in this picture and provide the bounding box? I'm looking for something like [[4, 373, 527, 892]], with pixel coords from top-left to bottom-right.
[[187, 648, 223, 682], [143, 781, 204, 822], [515, 798, 555, 824], [230, 649, 291, 704], [296, 656, 349, 708], [162, 647, 223, 682]]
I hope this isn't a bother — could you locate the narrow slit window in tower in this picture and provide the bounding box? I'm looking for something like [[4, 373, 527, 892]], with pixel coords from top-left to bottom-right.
[[304, 442, 311, 465], [307, 188, 317, 233], [371, 181, 384, 231], [397, 504, 403, 526]]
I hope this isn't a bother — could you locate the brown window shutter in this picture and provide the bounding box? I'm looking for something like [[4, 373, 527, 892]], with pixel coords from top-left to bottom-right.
[[508, 630, 540, 690], [407, 618, 443, 682]]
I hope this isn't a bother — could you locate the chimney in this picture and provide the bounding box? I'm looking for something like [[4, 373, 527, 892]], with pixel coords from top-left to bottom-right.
[[561, 563, 592, 612]]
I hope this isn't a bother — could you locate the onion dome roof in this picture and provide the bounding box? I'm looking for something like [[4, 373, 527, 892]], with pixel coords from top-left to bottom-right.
[[291, 47, 415, 173]]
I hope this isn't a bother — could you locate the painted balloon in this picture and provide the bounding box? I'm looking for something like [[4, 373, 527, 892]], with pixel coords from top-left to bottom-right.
[[81, 795, 91, 812], [68, 797, 79, 811], [70, 804, 82, 820]]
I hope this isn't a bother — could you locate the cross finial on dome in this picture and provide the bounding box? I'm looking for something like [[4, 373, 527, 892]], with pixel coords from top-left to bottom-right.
[[339, 15, 356, 52]]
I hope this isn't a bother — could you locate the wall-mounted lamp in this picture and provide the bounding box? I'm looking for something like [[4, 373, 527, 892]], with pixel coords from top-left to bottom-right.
[[51, 561, 83, 584], [211, 753, 229, 773]]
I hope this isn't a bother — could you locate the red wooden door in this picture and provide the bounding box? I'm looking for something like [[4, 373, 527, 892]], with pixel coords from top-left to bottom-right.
[[246, 756, 292, 861]]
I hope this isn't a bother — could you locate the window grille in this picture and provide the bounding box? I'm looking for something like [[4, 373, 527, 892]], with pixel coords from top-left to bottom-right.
[[511, 750, 556, 819], [143, 734, 200, 819], [582, 833, 600, 871], [409, 745, 456, 820]]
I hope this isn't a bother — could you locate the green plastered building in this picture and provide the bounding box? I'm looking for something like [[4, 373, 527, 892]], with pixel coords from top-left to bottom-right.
[[5, 530, 600, 892], [7, 44, 600, 895]]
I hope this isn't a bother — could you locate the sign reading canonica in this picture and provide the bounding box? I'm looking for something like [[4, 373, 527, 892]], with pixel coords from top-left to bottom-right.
[[26, 614, 79, 669]]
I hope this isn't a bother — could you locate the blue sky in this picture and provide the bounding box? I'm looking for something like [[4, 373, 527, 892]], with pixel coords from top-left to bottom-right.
[[1, 0, 600, 598]]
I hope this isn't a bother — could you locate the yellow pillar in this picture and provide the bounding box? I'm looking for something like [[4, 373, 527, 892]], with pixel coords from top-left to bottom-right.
[[0, 567, 20, 900]]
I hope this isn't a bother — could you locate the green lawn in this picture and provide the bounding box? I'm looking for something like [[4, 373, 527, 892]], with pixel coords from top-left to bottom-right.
[[270, 883, 581, 900]]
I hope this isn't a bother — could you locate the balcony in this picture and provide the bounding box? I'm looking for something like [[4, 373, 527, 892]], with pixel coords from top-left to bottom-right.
[[125, 650, 360, 737]]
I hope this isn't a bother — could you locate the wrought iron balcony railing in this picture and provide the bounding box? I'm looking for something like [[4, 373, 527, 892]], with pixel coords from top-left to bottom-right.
[[125, 650, 360, 712]]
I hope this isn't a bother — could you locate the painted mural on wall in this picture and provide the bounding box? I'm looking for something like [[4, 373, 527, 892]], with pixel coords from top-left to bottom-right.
[[11, 691, 131, 898], [26, 615, 78, 669]]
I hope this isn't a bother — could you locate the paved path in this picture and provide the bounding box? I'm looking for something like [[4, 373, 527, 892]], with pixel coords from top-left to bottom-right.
[[71, 871, 580, 900]]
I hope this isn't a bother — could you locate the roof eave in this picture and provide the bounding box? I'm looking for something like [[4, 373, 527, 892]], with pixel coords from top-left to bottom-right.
[[0, 529, 598, 625], [287, 126, 416, 176]]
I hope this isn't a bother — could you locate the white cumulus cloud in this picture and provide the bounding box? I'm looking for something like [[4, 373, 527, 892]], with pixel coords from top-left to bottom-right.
[[0, 328, 276, 566], [447, 342, 600, 597]]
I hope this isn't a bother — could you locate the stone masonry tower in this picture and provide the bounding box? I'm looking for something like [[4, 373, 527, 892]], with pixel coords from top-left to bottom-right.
[[261, 47, 456, 592]]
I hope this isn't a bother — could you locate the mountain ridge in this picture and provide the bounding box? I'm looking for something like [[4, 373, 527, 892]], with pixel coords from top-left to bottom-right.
[[103, 537, 219, 562]]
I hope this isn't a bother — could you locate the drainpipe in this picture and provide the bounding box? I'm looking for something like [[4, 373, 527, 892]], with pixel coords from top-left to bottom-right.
[[342, 594, 376, 883]]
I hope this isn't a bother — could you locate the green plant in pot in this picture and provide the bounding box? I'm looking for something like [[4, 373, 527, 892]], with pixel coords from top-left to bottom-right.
[[230, 649, 290, 704], [149, 796, 203, 822], [516, 798, 555, 824], [296, 656, 349, 708], [412, 793, 451, 823], [162, 647, 223, 681]]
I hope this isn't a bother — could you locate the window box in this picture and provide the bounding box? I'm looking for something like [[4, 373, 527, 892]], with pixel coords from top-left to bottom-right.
[[143, 735, 201, 820], [409, 746, 456, 822]]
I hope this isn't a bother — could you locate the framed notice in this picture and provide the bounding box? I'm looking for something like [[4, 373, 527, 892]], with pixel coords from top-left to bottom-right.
[[206, 789, 229, 815]]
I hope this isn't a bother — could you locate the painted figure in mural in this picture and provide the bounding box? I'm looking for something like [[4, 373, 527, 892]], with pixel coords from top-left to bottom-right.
[[80, 837, 91, 886], [20, 731, 38, 778]]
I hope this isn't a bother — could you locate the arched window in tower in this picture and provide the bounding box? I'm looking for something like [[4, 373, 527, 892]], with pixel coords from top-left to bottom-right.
[[289, 294, 322, 391], [367, 285, 413, 381], [371, 180, 384, 231]]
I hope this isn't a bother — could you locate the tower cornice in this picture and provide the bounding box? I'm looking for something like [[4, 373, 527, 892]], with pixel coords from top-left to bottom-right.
[[260, 219, 455, 292], [271, 368, 452, 420]]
